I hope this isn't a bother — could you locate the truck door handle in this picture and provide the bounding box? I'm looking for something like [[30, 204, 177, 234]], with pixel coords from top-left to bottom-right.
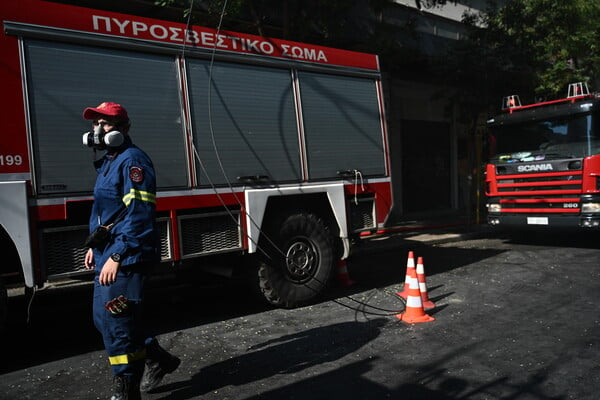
[[237, 175, 270, 184], [337, 170, 359, 179]]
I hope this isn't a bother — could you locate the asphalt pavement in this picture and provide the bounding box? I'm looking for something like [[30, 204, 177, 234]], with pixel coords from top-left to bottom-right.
[[2, 224, 600, 400]]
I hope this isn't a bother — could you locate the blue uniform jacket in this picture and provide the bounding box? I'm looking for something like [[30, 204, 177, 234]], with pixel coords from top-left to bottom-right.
[[90, 136, 160, 269]]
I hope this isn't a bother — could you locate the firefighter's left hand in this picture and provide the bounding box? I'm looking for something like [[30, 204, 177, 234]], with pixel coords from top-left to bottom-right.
[[99, 258, 120, 286], [84, 248, 95, 270]]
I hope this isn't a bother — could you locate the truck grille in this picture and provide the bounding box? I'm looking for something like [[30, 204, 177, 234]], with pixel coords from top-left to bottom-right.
[[178, 212, 242, 257], [494, 168, 582, 214], [497, 175, 582, 194], [349, 196, 376, 231], [43, 218, 172, 278], [42, 226, 90, 277]]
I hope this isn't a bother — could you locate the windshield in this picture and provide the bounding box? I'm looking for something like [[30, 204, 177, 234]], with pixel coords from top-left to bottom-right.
[[488, 112, 600, 162]]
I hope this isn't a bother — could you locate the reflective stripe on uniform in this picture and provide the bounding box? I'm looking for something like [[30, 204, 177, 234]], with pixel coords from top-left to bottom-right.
[[108, 348, 147, 365], [122, 189, 156, 206]]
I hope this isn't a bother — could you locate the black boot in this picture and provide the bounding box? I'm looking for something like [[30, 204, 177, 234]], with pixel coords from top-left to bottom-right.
[[140, 341, 180, 393], [110, 375, 141, 400]]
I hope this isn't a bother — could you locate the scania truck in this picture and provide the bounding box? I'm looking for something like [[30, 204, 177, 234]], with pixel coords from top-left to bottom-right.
[[485, 82, 600, 228]]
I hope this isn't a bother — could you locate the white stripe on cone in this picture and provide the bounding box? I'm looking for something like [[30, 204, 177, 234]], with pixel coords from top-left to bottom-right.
[[398, 251, 415, 298]]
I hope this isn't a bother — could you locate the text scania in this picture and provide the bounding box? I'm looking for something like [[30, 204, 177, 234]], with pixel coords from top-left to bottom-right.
[[517, 164, 554, 172], [92, 16, 328, 63]]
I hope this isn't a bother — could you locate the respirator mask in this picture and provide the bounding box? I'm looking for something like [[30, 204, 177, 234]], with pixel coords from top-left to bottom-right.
[[82, 123, 124, 150]]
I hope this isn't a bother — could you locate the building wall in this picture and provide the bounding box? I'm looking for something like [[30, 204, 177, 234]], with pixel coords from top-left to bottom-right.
[[385, 79, 464, 223], [382, 1, 496, 225]]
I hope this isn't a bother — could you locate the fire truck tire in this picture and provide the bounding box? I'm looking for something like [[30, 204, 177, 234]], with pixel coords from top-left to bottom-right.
[[0, 277, 7, 338], [258, 213, 335, 308]]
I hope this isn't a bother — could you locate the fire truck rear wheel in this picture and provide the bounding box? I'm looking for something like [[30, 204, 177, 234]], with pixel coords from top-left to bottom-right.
[[258, 213, 334, 308]]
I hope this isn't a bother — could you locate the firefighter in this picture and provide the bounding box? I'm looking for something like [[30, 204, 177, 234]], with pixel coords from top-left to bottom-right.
[[82, 102, 180, 399]]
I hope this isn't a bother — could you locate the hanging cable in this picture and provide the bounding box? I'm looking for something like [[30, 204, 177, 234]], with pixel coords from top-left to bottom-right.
[[353, 169, 364, 205], [181, 0, 194, 59]]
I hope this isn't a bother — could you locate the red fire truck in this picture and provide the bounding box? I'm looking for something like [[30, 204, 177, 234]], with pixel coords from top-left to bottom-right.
[[485, 82, 600, 228], [0, 0, 392, 333]]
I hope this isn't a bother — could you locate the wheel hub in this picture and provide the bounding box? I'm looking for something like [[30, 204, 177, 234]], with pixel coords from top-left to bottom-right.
[[285, 240, 317, 282]]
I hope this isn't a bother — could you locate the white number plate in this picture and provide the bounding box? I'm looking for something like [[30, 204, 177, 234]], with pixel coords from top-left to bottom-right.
[[527, 217, 548, 225]]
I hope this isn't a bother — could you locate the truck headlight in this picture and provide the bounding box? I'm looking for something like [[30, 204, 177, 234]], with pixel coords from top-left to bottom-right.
[[487, 203, 501, 213], [581, 203, 600, 213]]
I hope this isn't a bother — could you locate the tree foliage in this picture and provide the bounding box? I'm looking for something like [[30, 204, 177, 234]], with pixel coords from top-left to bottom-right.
[[153, 0, 389, 44], [452, 0, 599, 108]]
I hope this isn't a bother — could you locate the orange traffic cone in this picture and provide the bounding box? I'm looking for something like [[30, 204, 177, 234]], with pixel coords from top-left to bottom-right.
[[416, 257, 435, 309], [397, 251, 415, 299], [396, 263, 434, 323], [336, 259, 355, 287]]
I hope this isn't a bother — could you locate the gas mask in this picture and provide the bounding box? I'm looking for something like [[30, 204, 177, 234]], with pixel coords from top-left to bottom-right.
[[82, 124, 124, 150]]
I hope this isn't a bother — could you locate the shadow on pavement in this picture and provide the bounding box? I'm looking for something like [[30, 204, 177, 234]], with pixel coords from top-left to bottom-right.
[[150, 319, 387, 399], [148, 339, 565, 400], [345, 243, 506, 293]]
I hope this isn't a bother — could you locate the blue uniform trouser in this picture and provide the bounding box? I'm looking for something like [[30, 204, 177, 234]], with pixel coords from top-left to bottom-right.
[[93, 264, 148, 377]]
